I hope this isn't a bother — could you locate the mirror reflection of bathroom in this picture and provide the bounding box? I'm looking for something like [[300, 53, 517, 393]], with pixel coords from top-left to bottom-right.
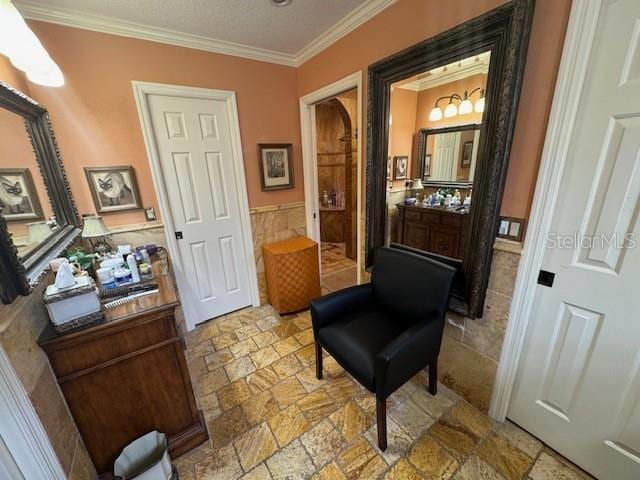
[[315, 88, 358, 293], [386, 51, 490, 260], [0, 106, 55, 260]]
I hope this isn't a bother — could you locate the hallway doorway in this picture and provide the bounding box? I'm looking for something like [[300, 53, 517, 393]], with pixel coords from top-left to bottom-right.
[[314, 90, 358, 293]]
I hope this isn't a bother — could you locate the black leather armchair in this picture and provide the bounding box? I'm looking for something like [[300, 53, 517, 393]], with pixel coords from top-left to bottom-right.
[[310, 247, 456, 450]]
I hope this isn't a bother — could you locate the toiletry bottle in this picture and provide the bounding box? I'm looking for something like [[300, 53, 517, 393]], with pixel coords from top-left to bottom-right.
[[127, 253, 141, 283], [140, 248, 151, 265], [322, 191, 329, 207]]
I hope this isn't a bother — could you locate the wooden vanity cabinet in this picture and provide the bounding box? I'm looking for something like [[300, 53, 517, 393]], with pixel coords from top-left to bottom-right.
[[38, 260, 208, 478], [396, 204, 469, 260]]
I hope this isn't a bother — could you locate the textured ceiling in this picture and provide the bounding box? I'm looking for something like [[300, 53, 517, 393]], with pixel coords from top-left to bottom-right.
[[16, 0, 368, 54]]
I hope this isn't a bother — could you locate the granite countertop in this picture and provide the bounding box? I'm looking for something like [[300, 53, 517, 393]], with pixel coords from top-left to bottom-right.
[[398, 202, 470, 215]]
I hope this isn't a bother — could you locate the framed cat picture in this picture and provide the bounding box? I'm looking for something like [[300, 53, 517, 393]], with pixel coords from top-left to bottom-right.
[[84, 166, 142, 213], [0, 168, 44, 221]]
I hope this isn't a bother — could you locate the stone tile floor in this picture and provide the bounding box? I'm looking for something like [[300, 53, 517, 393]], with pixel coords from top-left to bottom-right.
[[177, 305, 594, 480], [321, 242, 357, 294]]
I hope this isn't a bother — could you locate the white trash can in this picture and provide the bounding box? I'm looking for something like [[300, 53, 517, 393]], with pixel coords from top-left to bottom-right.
[[113, 431, 177, 480]]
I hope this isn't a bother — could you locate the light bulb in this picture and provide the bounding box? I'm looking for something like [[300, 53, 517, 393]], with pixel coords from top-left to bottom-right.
[[0, 0, 64, 87], [26, 63, 64, 87], [429, 107, 443, 121], [475, 97, 485, 113], [444, 101, 458, 118], [458, 98, 473, 115]]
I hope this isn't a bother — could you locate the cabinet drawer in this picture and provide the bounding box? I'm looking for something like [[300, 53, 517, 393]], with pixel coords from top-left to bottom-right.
[[405, 210, 422, 221], [441, 215, 463, 227], [45, 311, 178, 378]]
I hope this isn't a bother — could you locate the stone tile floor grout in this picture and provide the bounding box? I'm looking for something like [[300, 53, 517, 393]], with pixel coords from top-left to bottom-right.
[[176, 304, 595, 480]]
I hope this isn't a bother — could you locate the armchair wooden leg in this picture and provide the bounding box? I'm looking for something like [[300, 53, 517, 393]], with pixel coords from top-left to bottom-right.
[[315, 341, 323, 380], [376, 397, 387, 451], [429, 358, 438, 395]]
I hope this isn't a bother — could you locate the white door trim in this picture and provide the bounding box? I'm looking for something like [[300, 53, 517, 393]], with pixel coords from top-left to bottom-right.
[[0, 345, 65, 480], [489, 0, 603, 421], [300, 71, 363, 283], [132, 81, 260, 331]]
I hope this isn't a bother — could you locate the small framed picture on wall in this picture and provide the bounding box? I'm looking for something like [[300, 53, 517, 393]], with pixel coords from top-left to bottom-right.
[[393, 155, 408, 180], [461, 141, 473, 167], [84, 166, 142, 213], [0, 168, 43, 221], [259, 143, 294, 191], [422, 154, 431, 181]]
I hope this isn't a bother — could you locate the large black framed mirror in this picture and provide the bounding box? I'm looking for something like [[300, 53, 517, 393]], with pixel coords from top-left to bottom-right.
[[416, 124, 482, 188], [0, 81, 81, 303], [367, 0, 534, 318]]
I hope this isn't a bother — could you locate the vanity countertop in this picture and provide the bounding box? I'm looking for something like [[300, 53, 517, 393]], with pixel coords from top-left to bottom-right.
[[397, 202, 470, 216], [39, 255, 178, 345]]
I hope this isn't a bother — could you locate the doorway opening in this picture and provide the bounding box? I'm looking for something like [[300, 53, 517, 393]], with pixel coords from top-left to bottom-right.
[[314, 89, 358, 293]]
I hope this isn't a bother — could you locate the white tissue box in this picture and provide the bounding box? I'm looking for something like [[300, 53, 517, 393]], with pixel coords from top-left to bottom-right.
[[43, 276, 103, 333]]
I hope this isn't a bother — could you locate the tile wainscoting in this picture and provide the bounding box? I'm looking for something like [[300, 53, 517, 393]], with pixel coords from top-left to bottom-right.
[[439, 238, 522, 412], [0, 275, 96, 479]]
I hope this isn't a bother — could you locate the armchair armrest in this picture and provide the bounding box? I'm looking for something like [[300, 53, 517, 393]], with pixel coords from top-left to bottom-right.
[[310, 283, 374, 336], [375, 315, 444, 399]]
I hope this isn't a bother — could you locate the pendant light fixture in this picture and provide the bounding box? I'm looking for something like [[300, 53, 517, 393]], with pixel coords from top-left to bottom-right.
[[0, 0, 64, 87], [428, 87, 485, 121]]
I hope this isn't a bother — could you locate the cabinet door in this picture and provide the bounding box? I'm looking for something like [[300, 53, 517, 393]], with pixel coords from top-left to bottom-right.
[[403, 222, 429, 250], [429, 225, 461, 259]]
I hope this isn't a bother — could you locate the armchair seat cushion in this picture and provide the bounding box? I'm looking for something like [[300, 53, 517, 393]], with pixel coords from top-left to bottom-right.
[[318, 305, 405, 391]]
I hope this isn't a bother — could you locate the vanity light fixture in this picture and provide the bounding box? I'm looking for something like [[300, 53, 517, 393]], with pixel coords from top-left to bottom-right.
[[428, 87, 485, 121], [0, 0, 64, 87]]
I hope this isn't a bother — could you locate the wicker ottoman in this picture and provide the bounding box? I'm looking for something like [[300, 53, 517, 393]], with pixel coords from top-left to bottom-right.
[[263, 236, 321, 314]]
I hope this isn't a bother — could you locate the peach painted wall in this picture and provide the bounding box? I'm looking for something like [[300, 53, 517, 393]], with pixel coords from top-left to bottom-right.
[[388, 87, 418, 189], [297, 0, 572, 220], [17, 21, 303, 228]]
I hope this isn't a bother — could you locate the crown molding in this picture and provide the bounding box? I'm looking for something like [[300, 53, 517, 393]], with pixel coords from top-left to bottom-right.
[[397, 62, 489, 92], [294, 0, 396, 66], [15, 1, 297, 66], [15, 0, 397, 68]]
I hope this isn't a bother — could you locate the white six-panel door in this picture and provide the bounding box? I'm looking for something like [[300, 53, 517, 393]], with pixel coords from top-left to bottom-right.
[[508, 1, 640, 478], [135, 85, 256, 328]]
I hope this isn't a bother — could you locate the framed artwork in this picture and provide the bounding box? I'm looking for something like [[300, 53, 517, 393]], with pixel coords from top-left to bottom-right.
[[259, 143, 294, 191], [422, 154, 432, 181], [393, 156, 408, 180], [84, 166, 141, 213], [0, 168, 44, 221], [461, 141, 473, 167]]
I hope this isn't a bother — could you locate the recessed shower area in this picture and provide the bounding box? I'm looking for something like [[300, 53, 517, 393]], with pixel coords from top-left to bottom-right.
[[314, 89, 358, 293]]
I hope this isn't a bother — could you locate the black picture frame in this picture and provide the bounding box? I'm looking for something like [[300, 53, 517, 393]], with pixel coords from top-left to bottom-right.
[[84, 165, 142, 213], [461, 141, 474, 167], [422, 154, 431, 181], [366, 0, 535, 318], [0, 168, 44, 221], [392, 155, 408, 180], [258, 143, 294, 191], [0, 81, 81, 303]]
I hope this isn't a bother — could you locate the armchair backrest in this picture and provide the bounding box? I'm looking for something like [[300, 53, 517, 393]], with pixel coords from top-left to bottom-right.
[[371, 247, 456, 321]]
